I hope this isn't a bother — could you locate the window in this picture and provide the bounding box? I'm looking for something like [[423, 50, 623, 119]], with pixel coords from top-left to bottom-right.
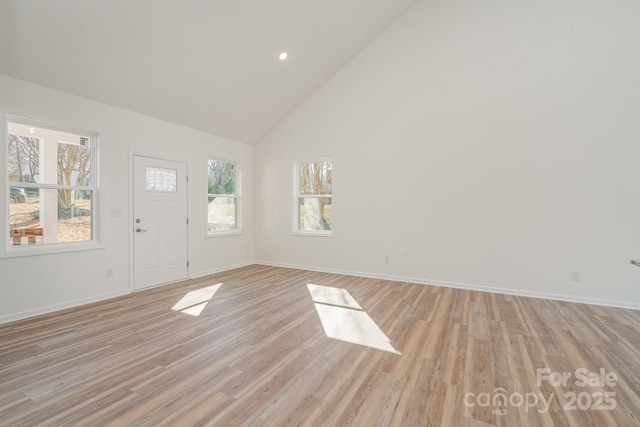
[[146, 167, 177, 192], [295, 160, 332, 235], [6, 118, 98, 249], [207, 159, 239, 234]]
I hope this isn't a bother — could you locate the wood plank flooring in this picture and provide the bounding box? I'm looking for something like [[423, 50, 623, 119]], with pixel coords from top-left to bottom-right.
[[1, 265, 639, 426]]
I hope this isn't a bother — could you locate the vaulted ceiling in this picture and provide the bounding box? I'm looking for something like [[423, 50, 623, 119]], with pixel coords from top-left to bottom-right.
[[0, 0, 418, 144]]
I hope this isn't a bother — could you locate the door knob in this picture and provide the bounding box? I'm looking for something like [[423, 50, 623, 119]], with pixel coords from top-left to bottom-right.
[[136, 228, 147, 233]]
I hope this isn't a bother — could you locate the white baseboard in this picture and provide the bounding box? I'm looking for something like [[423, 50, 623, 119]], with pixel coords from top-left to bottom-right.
[[1, 262, 256, 325], [0, 289, 130, 325], [5, 260, 637, 325], [190, 261, 255, 279], [255, 260, 640, 311]]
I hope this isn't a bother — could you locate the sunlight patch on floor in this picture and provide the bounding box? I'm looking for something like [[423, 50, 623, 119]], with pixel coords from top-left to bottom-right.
[[307, 283, 362, 309], [172, 283, 222, 316], [307, 284, 401, 354]]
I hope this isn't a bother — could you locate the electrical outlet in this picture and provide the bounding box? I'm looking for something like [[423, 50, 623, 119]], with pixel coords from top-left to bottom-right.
[[570, 271, 580, 281], [384, 256, 391, 264], [106, 268, 114, 278]]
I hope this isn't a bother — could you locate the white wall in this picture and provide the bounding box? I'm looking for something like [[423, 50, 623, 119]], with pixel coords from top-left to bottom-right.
[[0, 74, 254, 323], [255, 0, 640, 308]]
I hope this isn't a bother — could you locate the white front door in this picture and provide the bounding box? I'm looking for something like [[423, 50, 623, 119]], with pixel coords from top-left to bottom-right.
[[133, 155, 188, 290]]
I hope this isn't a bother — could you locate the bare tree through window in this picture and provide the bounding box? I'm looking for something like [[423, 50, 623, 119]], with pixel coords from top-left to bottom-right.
[[298, 160, 332, 232]]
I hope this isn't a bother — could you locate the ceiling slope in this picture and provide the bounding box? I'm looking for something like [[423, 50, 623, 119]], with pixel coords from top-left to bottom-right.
[[0, 0, 418, 143]]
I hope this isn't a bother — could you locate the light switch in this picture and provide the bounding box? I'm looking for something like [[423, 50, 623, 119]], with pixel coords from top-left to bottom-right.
[[111, 208, 125, 218]]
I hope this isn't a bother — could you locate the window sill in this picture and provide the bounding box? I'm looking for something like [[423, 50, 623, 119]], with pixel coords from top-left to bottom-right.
[[1, 241, 105, 259], [207, 231, 243, 238], [291, 231, 334, 238]]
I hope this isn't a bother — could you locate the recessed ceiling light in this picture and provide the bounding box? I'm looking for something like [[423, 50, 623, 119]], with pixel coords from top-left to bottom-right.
[[28, 127, 35, 134], [279, 52, 288, 61]]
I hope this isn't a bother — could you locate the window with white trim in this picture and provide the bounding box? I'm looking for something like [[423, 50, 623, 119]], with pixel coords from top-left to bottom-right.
[[6, 118, 99, 248], [207, 159, 239, 234], [295, 160, 332, 235]]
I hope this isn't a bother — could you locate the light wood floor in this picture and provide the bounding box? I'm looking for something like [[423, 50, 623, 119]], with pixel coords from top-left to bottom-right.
[[1, 265, 639, 426]]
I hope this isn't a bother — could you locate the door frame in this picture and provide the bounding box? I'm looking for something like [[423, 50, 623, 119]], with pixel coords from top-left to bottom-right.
[[128, 150, 189, 292]]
